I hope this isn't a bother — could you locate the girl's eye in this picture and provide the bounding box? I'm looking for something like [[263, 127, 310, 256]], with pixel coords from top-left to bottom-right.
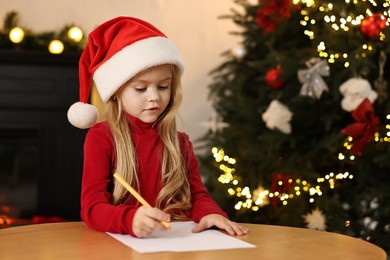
[[135, 87, 146, 92], [158, 85, 169, 90]]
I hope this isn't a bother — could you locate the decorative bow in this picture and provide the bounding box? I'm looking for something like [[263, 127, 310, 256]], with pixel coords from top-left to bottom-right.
[[342, 98, 380, 155], [298, 58, 330, 99]]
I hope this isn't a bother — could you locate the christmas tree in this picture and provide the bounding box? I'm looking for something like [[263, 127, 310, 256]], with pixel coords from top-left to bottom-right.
[[199, 0, 390, 253]]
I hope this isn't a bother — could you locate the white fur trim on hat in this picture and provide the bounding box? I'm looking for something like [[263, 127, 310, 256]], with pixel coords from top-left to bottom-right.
[[93, 36, 184, 102], [67, 102, 98, 129]]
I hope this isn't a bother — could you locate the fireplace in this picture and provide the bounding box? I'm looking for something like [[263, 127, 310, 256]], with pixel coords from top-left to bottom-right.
[[0, 125, 39, 225], [0, 50, 86, 226]]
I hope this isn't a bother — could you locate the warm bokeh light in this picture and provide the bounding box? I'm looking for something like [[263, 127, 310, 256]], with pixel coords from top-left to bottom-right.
[[48, 40, 64, 54], [211, 147, 353, 211], [9, 27, 25, 43], [67, 26, 83, 42]]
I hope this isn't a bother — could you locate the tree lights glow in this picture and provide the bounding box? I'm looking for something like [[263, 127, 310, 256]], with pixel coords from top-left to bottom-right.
[[212, 117, 388, 213], [212, 147, 354, 212], [211, 114, 390, 213], [293, 0, 390, 65]]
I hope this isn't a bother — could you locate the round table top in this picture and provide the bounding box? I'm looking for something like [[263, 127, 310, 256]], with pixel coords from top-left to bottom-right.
[[0, 222, 386, 260]]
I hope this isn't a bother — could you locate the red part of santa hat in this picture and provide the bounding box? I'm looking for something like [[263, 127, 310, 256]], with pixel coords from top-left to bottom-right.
[[67, 16, 185, 129]]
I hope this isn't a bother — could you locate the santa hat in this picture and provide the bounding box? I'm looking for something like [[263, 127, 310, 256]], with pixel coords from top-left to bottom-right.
[[67, 16, 185, 129]]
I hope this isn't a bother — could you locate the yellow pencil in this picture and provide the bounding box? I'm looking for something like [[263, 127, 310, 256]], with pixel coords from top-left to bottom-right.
[[113, 172, 171, 229]]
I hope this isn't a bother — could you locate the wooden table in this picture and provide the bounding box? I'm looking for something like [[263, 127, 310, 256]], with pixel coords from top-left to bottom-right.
[[0, 222, 386, 260]]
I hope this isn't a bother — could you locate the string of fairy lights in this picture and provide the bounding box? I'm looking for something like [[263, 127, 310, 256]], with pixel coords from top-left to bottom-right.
[[292, 0, 390, 67], [374, 114, 390, 142], [212, 147, 352, 212], [212, 113, 390, 212]]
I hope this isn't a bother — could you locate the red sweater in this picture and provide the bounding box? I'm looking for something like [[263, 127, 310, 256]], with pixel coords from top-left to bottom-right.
[[80, 115, 227, 236]]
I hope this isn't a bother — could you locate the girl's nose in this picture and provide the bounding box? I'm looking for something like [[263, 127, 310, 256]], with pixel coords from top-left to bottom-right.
[[147, 87, 159, 102]]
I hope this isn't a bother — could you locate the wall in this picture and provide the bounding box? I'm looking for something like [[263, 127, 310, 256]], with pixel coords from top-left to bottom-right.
[[0, 0, 241, 145]]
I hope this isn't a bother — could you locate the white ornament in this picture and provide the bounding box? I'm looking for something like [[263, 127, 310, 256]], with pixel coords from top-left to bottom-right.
[[200, 111, 229, 133], [370, 198, 379, 210], [342, 203, 351, 210], [363, 217, 378, 231], [261, 100, 293, 134], [339, 78, 378, 112], [232, 45, 246, 60], [302, 208, 327, 231]]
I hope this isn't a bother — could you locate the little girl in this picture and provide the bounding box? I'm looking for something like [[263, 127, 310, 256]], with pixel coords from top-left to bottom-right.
[[67, 16, 248, 238]]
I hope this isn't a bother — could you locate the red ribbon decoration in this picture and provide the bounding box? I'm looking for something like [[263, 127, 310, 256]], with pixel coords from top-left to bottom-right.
[[342, 98, 380, 155]]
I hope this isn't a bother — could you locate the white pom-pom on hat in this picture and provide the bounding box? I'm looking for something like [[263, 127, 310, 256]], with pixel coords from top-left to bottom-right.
[[67, 102, 98, 129]]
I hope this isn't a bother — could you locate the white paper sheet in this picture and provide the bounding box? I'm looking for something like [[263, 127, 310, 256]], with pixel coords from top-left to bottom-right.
[[107, 221, 256, 253]]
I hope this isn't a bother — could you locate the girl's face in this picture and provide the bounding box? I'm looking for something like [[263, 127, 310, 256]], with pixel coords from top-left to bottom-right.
[[119, 64, 172, 123]]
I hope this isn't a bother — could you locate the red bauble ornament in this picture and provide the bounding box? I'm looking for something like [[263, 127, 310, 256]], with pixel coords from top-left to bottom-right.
[[360, 14, 387, 39], [265, 68, 285, 89]]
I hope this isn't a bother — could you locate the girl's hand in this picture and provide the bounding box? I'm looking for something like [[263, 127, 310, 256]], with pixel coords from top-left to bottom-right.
[[191, 214, 249, 236], [132, 206, 171, 237]]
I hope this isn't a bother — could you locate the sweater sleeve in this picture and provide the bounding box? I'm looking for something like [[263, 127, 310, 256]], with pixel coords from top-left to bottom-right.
[[80, 123, 138, 236], [180, 133, 229, 222]]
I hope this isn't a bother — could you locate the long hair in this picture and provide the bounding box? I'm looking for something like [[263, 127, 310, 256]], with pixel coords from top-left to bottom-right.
[[106, 65, 191, 220]]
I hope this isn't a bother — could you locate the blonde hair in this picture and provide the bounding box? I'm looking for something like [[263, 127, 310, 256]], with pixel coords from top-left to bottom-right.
[[106, 65, 191, 220]]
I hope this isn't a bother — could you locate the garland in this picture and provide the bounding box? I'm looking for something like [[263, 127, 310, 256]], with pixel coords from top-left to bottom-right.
[[0, 11, 85, 54]]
